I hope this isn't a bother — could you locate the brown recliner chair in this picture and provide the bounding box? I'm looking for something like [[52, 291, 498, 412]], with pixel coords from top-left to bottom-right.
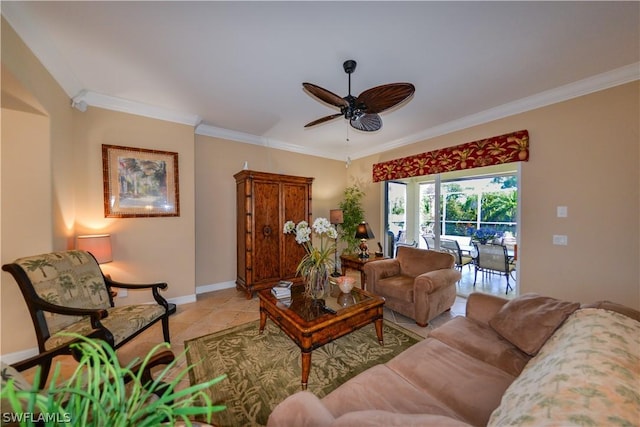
[[363, 246, 461, 326]]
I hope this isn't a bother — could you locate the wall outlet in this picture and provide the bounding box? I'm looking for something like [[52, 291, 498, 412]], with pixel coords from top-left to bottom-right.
[[552, 235, 568, 245], [557, 206, 568, 218], [118, 288, 128, 298]]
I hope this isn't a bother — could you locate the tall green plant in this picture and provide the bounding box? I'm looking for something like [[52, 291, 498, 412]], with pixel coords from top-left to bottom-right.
[[1, 333, 226, 426], [339, 185, 365, 254]]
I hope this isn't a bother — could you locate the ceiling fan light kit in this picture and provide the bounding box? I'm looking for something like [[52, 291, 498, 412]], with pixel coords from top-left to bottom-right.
[[303, 60, 415, 132]]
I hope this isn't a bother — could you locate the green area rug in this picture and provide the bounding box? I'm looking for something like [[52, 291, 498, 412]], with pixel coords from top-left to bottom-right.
[[185, 319, 424, 426]]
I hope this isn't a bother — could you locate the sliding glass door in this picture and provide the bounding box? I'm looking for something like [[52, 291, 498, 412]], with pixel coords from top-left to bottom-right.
[[384, 181, 407, 256], [386, 165, 518, 251]]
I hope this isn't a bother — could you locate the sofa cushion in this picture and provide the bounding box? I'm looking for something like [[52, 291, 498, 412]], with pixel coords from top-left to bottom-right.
[[44, 304, 166, 350], [488, 308, 640, 427], [429, 316, 531, 376], [267, 391, 335, 427], [488, 293, 579, 356], [375, 276, 414, 302], [332, 411, 473, 427], [322, 364, 463, 422], [385, 338, 516, 427]]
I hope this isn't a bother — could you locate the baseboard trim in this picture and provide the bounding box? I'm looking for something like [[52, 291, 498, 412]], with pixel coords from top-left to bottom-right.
[[196, 281, 236, 295], [1, 347, 40, 365], [167, 294, 197, 305]]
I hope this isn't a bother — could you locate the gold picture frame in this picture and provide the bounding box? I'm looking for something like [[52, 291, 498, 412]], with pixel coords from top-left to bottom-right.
[[102, 144, 180, 218]]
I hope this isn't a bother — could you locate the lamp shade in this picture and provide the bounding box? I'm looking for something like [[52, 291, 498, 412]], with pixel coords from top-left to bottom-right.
[[355, 222, 375, 240], [76, 234, 112, 264], [330, 209, 344, 225]]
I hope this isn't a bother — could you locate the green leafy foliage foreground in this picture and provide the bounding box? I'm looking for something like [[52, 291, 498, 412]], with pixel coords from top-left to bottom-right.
[[1, 334, 225, 426]]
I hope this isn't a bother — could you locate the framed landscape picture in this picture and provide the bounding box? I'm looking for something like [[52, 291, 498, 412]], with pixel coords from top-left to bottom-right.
[[102, 144, 180, 218]]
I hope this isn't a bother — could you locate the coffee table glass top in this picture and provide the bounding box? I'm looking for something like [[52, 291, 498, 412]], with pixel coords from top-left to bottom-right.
[[273, 283, 373, 322]]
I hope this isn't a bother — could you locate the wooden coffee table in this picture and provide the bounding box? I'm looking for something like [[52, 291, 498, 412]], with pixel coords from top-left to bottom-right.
[[258, 284, 385, 390]]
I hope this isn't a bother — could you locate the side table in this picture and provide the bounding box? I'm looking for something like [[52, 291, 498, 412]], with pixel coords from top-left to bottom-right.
[[340, 254, 387, 290]]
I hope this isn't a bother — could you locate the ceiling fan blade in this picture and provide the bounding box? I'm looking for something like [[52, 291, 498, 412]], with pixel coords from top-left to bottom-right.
[[356, 83, 415, 114], [303, 83, 349, 108], [350, 113, 382, 132], [304, 113, 343, 128]]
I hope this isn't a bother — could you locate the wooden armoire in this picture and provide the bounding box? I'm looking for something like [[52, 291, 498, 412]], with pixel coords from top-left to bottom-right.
[[234, 170, 313, 298]]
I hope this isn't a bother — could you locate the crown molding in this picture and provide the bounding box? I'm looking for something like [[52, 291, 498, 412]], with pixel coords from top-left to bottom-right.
[[72, 91, 202, 126], [349, 62, 640, 160], [195, 124, 345, 161]]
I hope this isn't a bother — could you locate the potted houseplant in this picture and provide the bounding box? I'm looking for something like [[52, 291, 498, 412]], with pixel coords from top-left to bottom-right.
[[1, 333, 226, 426], [338, 185, 365, 254]]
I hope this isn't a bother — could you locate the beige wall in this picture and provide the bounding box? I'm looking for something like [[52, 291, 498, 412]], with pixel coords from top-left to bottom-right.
[[349, 81, 640, 308], [72, 108, 196, 303], [194, 136, 346, 287], [1, 19, 75, 354]]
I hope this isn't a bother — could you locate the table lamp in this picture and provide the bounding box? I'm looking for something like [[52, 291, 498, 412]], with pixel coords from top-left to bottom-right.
[[355, 222, 375, 259], [76, 234, 113, 264], [330, 209, 344, 277]]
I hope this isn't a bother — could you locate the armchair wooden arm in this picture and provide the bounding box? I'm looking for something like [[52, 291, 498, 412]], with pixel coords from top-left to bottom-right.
[[9, 336, 176, 393], [105, 278, 168, 291], [104, 277, 176, 314], [10, 331, 105, 388]]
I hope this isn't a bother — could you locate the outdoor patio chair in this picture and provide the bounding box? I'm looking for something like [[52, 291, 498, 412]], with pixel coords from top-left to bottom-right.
[[2, 250, 176, 387], [422, 234, 435, 249], [394, 240, 418, 257], [440, 238, 474, 272], [472, 243, 515, 294]]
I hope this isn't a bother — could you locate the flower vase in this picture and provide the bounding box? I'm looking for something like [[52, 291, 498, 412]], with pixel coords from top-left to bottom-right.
[[306, 265, 329, 300]]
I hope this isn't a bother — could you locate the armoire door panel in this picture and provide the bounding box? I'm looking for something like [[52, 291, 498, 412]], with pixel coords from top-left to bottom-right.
[[253, 181, 281, 282], [282, 183, 310, 278]]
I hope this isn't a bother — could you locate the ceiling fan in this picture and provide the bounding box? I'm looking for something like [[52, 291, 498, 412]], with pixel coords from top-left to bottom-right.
[[303, 60, 415, 132]]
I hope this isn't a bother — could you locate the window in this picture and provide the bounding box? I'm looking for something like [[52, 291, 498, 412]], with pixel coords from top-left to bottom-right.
[[441, 175, 517, 237], [385, 165, 519, 251]]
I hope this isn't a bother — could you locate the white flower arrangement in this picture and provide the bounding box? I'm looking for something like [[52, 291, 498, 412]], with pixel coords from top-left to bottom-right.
[[283, 218, 337, 278]]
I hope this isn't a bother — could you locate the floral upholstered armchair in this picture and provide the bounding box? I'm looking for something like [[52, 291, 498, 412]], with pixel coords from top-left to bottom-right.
[[2, 250, 176, 387], [363, 246, 461, 327]]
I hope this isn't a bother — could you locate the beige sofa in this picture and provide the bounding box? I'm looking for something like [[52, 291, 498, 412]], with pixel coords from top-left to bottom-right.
[[363, 246, 461, 326], [268, 293, 640, 427]]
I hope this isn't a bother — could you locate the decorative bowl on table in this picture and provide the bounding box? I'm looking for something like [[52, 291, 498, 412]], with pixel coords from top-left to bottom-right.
[[336, 276, 356, 294]]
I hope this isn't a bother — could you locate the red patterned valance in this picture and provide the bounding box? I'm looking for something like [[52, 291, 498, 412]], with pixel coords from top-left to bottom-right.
[[372, 130, 529, 182]]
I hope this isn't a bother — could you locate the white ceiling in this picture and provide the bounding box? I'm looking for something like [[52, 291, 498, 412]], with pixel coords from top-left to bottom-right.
[[3, 1, 639, 161]]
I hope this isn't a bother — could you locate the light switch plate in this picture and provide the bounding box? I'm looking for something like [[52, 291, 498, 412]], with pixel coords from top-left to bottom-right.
[[557, 206, 568, 218], [553, 235, 568, 245]]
